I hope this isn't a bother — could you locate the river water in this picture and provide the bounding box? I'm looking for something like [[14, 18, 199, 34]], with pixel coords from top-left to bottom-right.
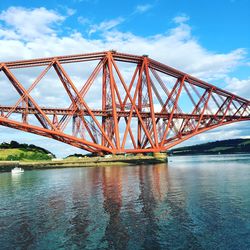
[[0, 154, 250, 250]]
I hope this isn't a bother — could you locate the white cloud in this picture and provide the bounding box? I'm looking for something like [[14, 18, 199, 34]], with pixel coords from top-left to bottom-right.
[[173, 14, 190, 24], [77, 16, 90, 25], [225, 77, 250, 99], [0, 7, 65, 39], [88, 17, 124, 35], [0, 7, 245, 80], [135, 4, 153, 13], [101, 26, 246, 81], [196, 128, 242, 141], [65, 8, 76, 16]]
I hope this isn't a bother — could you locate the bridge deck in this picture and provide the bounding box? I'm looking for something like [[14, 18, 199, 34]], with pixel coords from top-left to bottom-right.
[[0, 106, 249, 120]]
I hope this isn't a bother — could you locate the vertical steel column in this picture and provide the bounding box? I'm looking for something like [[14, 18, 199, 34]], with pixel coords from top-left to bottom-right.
[[144, 57, 159, 147], [137, 64, 143, 148], [102, 62, 107, 147], [107, 52, 120, 152]]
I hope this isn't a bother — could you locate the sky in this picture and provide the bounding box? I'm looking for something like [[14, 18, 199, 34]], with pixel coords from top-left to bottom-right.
[[0, 0, 249, 157]]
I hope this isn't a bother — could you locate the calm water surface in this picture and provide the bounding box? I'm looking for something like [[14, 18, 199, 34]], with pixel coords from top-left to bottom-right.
[[0, 154, 250, 250]]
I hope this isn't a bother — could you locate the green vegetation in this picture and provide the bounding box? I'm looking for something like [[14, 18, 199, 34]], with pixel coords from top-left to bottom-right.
[[65, 153, 97, 159], [66, 153, 86, 159], [168, 139, 250, 156], [0, 141, 55, 161]]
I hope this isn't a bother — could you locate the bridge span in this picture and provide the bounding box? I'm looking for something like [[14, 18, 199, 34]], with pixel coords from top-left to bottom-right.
[[0, 51, 249, 154]]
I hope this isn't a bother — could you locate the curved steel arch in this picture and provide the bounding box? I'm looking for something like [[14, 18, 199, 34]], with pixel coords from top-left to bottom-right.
[[0, 51, 249, 154], [0, 117, 113, 154], [161, 119, 250, 151], [0, 117, 249, 154]]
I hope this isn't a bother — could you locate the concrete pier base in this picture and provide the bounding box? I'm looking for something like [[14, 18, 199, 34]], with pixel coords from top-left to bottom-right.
[[153, 152, 168, 162]]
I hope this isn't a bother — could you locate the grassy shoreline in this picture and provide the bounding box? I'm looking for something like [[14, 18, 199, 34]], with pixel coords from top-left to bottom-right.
[[0, 155, 168, 172]]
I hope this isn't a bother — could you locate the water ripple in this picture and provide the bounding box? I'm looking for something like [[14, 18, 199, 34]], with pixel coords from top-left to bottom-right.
[[0, 155, 250, 249]]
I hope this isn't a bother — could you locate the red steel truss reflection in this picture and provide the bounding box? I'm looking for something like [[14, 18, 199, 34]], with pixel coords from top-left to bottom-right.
[[0, 51, 249, 154]]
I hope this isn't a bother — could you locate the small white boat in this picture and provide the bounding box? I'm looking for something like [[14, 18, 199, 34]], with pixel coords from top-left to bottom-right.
[[11, 167, 24, 174]]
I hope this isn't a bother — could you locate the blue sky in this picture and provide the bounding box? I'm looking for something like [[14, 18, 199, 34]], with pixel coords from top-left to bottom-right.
[[1, 0, 249, 49], [0, 0, 249, 156]]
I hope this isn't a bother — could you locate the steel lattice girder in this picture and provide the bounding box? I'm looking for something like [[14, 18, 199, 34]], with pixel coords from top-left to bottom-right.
[[0, 51, 249, 154]]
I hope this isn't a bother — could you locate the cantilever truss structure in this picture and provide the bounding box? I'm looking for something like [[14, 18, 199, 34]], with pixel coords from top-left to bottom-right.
[[0, 51, 249, 154]]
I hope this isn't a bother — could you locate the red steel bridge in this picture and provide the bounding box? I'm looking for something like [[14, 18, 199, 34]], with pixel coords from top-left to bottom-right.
[[0, 51, 249, 154]]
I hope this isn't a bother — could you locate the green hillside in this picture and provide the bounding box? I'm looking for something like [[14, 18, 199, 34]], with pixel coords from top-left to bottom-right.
[[168, 139, 250, 156], [0, 141, 55, 161]]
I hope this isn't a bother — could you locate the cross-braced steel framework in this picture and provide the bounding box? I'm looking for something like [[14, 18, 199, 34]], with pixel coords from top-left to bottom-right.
[[0, 51, 249, 154]]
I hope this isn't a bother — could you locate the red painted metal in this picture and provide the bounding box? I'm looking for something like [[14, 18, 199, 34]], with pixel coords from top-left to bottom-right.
[[0, 51, 249, 154]]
